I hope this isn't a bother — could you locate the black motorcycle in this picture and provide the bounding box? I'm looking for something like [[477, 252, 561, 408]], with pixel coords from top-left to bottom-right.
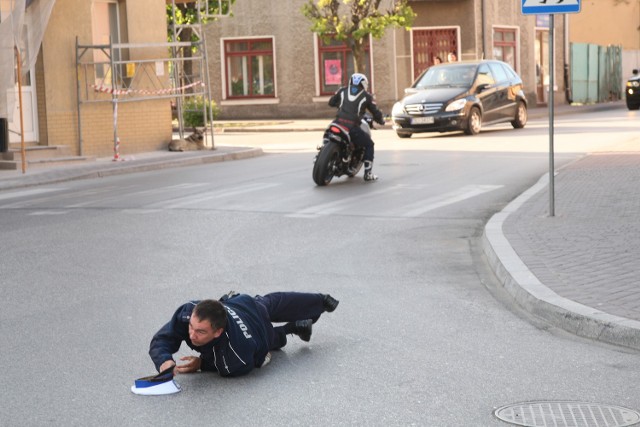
[[312, 115, 374, 186]]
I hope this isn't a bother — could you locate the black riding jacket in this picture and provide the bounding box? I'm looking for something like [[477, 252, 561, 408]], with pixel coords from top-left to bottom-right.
[[328, 84, 384, 129], [149, 295, 270, 377]]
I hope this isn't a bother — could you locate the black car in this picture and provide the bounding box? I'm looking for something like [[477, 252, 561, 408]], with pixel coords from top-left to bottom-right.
[[391, 60, 527, 138], [626, 69, 640, 111]]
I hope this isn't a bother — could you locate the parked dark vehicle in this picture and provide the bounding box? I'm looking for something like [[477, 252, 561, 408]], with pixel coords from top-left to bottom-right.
[[391, 60, 527, 138], [626, 69, 640, 111]]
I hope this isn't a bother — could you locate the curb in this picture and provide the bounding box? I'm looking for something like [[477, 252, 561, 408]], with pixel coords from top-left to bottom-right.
[[482, 172, 640, 351]]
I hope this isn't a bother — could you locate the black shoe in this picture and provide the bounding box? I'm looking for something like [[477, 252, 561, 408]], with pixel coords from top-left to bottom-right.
[[288, 319, 312, 342], [322, 294, 339, 313]]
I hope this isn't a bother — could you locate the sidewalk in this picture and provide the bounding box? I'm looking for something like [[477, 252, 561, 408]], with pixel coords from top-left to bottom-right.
[[483, 147, 640, 351], [3, 101, 639, 351]]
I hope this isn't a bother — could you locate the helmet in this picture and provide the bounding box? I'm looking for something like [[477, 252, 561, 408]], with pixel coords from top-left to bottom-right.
[[350, 73, 368, 91]]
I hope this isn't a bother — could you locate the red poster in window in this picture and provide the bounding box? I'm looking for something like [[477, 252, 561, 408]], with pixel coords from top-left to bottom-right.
[[324, 60, 342, 85]]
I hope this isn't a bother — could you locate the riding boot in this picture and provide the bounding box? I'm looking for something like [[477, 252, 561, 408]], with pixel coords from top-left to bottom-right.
[[363, 161, 378, 181]]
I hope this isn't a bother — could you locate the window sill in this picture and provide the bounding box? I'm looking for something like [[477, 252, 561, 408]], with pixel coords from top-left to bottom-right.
[[220, 98, 280, 106]]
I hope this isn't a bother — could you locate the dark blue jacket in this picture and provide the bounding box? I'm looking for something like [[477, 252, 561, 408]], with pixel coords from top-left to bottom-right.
[[328, 84, 384, 129], [149, 295, 270, 377]]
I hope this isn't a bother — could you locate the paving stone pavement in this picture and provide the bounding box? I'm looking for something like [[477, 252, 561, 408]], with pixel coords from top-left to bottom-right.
[[483, 149, 640, 352]]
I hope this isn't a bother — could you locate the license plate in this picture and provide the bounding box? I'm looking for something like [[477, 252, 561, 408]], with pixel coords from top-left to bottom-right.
[[411, 116, 434, 125]]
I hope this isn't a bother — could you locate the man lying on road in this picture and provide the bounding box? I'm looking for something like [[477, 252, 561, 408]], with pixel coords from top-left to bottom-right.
[[149, 291, 339, 377]]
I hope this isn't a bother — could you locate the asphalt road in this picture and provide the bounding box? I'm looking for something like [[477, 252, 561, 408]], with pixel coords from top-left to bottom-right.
[[1, 107, 639, 426]]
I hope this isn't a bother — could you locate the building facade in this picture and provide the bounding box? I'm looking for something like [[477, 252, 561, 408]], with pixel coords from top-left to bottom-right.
[[204, 0, 570, 120], [4, 0, 173, 157], [569, 0, 640, 77]]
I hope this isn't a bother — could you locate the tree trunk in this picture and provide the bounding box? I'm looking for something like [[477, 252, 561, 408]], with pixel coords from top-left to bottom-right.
[[351, 38, 366, 75]]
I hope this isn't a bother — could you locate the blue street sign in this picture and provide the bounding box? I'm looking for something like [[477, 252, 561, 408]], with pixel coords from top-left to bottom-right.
[[522, 0, 581, 15]]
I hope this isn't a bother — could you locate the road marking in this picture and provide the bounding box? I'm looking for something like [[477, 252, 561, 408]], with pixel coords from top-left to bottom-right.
[[288, 186, 399, 218], [148, 182, 281, 209], [131, 183, 208, 197], [121, 209, 164, 214], [0, 188, 63, 202], [1, 185, 130, 208], [401, 185, 503, 217], [28, 210, 69, 216]]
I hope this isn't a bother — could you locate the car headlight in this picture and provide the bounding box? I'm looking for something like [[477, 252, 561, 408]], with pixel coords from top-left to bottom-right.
[[392, 102, 405, 116], [628, 81, 640, 88], [445, 98, 467, 112]]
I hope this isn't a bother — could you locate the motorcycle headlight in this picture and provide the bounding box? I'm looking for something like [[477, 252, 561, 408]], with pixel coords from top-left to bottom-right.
[[445, 98, 467, 112], [392, 102, 405, 116]]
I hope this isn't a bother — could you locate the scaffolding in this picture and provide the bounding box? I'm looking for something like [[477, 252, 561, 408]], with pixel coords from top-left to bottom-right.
[[75, 0, 228, 158]]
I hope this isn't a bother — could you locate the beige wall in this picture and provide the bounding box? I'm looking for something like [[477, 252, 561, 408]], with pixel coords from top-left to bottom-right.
[[40, 0, 172, 157], [570, 0, 640, 49], [204, 0, 570, 119], [205, 0, 410, 119]]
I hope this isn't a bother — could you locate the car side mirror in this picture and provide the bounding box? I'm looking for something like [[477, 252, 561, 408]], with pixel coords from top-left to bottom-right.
[[633, 69, 639, 75], [476, 83, 490, 93]]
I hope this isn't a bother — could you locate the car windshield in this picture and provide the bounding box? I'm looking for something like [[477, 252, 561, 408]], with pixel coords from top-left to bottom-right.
[[413, 64, 477, 89]]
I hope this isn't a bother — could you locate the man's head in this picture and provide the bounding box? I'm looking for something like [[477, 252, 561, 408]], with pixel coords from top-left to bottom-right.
[[189, 300, 227, 346]]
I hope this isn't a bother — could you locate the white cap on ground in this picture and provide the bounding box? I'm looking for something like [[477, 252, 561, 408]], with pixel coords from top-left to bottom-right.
[[131, 366, 182, 396]]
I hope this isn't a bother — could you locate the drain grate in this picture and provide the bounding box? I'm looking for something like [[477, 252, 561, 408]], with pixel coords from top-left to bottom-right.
[[494, 401, 640, 427]]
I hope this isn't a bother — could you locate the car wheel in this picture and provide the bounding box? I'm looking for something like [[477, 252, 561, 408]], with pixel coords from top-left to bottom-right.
[[396, 131, 412, 139], [464, 107, 481, 135], [511, 101, 527, 128]]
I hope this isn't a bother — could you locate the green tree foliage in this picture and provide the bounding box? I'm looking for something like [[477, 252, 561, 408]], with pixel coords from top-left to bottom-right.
[[302, 0, 415, 73], [166, 1, 233, 125], [166, 1, 235, 44]]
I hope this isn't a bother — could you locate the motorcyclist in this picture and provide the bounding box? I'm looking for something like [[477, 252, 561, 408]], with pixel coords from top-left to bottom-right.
[[328, 73, 385, 181]]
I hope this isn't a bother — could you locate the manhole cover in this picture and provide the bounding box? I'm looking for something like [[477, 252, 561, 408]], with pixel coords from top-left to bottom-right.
[[494, 401, 640, 427]]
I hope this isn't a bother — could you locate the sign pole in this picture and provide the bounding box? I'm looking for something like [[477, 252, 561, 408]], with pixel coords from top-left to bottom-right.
[[16, 47, 27, 174], [522, 1, 581, 217], [548, 14, 555, 217]]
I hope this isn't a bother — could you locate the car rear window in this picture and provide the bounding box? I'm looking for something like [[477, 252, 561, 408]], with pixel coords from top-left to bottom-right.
[[476, 64, 496, 86], [488, 63, 509, 83]]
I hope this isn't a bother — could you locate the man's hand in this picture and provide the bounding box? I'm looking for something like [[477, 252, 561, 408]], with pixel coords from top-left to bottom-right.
[[175, 356, 201, 374], [159, 360, 176, 374]]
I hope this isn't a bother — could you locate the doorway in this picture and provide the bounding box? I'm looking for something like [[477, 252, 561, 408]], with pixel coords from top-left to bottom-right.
[[411, 27, 459, 81], [8, 63, 38, 143]]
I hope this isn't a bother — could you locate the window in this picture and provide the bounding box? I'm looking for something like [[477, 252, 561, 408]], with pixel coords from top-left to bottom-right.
[[224, 38, 275, 99], [92, 0, 127, 87], [493, 27, 517, 71], [317, 36, 371, 96], [476, 64, 495, 86], [488, 63, 508, 84]]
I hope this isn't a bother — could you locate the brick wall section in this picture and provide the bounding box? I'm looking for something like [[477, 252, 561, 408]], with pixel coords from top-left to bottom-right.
[[39, 0, 172, 157], [71, 100, 172, 157]]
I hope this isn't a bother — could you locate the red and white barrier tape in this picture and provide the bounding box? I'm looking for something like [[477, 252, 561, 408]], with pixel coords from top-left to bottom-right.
[[92, 81, 204, 96]]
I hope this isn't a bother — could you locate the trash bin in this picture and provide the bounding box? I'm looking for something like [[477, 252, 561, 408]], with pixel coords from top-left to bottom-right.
[[0, 118, 8, 153]]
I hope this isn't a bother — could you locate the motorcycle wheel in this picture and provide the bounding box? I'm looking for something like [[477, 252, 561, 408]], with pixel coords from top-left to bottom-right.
[[312, 142, 340, 186]]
